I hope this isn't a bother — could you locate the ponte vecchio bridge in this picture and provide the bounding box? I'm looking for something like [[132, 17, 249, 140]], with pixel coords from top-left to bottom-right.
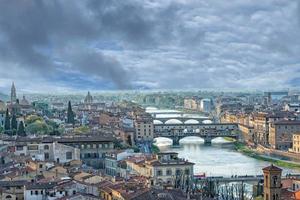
[[153, 119, 239, 145]]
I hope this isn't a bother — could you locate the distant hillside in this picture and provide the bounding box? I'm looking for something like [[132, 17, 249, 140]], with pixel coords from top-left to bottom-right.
[[0, 93, 9, 101]]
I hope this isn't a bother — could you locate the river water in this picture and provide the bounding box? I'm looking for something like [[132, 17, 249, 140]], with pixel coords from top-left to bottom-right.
[[155, 137, 299, 177]]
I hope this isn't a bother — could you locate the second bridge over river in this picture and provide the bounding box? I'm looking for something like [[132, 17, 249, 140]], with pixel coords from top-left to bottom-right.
[[153, 120, 239, 145]]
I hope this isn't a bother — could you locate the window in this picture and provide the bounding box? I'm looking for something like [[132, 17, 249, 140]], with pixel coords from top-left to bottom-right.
[[185, 169, 190, 175], [66, 152, 72, 160], [272, 176, 278, 186], [44, 145, 49, 150], [16, 146, 23, 151], [44, 153, 49, 160], [35, 191, 38, 195], [176, 169, 182, 176], [166, 169, 172, 176], [28, 145, 38, 150], [157, 170, 162, 176]]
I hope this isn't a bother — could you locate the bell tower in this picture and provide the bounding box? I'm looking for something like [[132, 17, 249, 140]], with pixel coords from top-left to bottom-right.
[[263, 164, 282, 200], [11, 82, 17, 104]]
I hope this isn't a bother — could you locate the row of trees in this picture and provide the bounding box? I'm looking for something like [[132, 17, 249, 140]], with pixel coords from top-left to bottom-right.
[[4, 109, 26, 136], [2, 110, 64, 136], [2, 100, 75, 136]]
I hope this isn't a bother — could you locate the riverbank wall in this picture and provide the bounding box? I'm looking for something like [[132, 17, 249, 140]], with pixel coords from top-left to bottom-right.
[[256, 145, 300, 162], [234, 142, 300, 170]]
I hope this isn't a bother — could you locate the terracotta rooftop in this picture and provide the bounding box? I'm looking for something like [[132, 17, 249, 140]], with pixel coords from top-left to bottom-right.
[[274, 120, 300, 125], [262, 164, 282, 172]]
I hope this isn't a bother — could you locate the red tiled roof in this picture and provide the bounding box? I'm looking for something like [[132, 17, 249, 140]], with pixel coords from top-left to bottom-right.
[[262, 165, 282, 172]]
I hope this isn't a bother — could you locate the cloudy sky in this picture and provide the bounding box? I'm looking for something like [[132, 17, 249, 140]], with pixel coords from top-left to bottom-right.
[[0, 0, 299, 93]]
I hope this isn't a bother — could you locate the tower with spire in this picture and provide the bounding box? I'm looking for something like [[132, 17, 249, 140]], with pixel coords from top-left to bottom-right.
[[10, 82, 17, 104]]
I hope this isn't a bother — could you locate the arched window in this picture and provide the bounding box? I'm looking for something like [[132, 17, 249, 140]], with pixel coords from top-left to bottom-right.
[[5, 195, 12, 199], [273, 176, 278, 186]]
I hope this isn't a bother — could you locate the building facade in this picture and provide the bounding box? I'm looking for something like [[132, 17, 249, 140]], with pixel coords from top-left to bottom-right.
[[126, 152, 194, 188], [134, 117, 154, 142], [14, 141, 80, 164], [269, 121, 300, 150], [291, 133, 300, 153], [200, 98, 212, 113], [263, 165, 282, 200]]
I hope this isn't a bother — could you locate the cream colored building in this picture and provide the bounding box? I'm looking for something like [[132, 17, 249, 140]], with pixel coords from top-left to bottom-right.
[[269, 121, 300, 151], [14, 141, 80, 164], [184, 98, 200, 111], [238, 124, 254, 143], [291, 133, 300, 153], [126, 152, 194, 188], [134, 117, 154, 142]]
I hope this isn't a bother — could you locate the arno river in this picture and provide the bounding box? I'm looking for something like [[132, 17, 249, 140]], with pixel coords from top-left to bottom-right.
[[155, 137, 299, 176]]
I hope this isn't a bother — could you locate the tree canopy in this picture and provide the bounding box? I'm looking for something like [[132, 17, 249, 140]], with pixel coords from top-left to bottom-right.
[[67, 101, 75, 124]]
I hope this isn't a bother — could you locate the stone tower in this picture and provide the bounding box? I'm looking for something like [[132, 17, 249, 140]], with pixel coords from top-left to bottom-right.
[[10, 82, 17, 103], [263, 164, 282, 200]]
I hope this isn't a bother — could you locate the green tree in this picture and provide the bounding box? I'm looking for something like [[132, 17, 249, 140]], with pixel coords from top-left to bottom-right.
[[46, 119, 63, 135], [17, 121, 26, 136], [11, 114, 18, 134], [4, 108, 10, 134], [74, 126, 90, 134], [67, 101, 75, 124], [26, 120, 50, 135], [25, 115, 43, 124]]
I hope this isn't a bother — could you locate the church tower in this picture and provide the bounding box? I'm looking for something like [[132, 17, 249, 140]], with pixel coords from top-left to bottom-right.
[[10, 82, 17, 104], [263, 164, 282, 200]]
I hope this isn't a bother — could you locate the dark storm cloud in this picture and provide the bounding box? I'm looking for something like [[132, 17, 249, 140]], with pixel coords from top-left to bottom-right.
[[0, 0, 135, 89], [0, 0, 299, 91]]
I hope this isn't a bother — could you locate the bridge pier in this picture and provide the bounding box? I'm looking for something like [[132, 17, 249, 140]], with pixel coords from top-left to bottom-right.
[[172, 137, 181, 146], [204, 136, 212, 144]]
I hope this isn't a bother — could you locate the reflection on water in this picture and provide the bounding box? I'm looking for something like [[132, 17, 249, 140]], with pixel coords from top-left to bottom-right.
[[155, 137, 299, 176]]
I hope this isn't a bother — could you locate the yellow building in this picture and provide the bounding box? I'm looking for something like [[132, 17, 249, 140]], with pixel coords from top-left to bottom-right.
[[126, 152, 194, 188], [238, 124, 254, 143], [292, 133, 300, 153], [184, 98, 200, 111]]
